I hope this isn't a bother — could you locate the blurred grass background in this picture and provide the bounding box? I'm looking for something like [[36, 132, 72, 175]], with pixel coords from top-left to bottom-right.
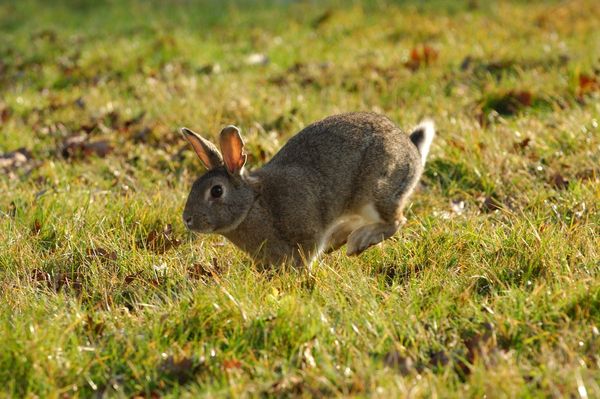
[[1, 0, 599, 397]]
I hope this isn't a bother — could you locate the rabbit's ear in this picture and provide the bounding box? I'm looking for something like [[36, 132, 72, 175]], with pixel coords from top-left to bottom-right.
[[219, 125, 247, 175], [181, 127, 223, 169]]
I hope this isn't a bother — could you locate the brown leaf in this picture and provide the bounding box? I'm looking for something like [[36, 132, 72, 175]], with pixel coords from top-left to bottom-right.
[[1, 105, 12, 123], [383, 351, 413, 375], [157, 355, 203, 384], [131, 390, 161, 399], [447, 139, 466, 152], [30, 268, 51, 285], [31, 219, 42, 235], [513, 137, 531, 151], [576, 168, 599, 183], [187, 259, 221, 280], [550, 172, 569, 189], [80, 121, 98, 134], [84, 314, 105, 337], [223, 358, 242, 371], [142, 224, 182, 253], [457, 322, 497, 377], [8, 201, 17, 218], [124, 271, 143, 285], [578, 73, 599, 97], [61, 135, 113, 159], [428, 350, 450, 368], [54, 271, 83, 294], [483, 90, 533, 116], [404, 45, 439, 71], [477, 195, 503, 212], [86, 247, 117, 264]]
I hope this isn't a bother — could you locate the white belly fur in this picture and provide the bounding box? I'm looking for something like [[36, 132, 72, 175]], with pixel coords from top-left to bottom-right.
[[317, 203, 382, 255]]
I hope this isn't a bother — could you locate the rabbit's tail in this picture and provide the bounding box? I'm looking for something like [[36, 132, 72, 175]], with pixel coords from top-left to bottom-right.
[[409, 119, 435, 165]]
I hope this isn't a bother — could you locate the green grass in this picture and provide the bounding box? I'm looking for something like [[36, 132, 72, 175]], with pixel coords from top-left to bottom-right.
[[1, 0, 599, 397]]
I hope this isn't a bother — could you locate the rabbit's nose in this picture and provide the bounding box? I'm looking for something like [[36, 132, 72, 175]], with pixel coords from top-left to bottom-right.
[[183, 216, 193, 228]]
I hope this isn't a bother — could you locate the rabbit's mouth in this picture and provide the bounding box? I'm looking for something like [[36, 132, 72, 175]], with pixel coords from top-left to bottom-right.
[[188, 225, 215, 234]]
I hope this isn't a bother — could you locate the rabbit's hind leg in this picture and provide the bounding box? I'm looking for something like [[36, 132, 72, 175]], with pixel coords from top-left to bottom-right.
[[324, 222, 356, 253], [346, 220, 403, 256]]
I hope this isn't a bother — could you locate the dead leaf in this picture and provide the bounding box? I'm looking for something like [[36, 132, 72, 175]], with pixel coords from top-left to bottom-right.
[[513, 137, 531, 151], [31, 219, 42, 235], [187, 260, 221, 280], [84, 314, 105, 337], [575, 168, 598, 183], [131, 390, 161, 399], [383, 351, 413, 375], [157, 355, 203, 384], [86, 247, 117, 264], [1, 105, 12, 123], [8, 201, 17, 218], [464, 322, 496, 364], [483, 90, 533, 116], [549, 172, 569, 189], [30, 268, 83, 294], [61, 135, 113, 159], [142, 224, 182, 253], [124, 271, 144, 285], [457, 322, 497, 377], [54, 271, 83, 294], [404, 45, 439, 71], [428, 350, 450, 368], [477, 195, 503, 212], [29, 268, 51, 285], [578, 73, 599, 97], [223, 358, 242, 371]]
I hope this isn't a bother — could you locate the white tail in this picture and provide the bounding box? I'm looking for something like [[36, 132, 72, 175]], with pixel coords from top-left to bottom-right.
[[409, 119, 435, 165]]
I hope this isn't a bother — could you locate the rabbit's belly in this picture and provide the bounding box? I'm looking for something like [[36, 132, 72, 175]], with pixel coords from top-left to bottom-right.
[[318, 203, 382, 252]]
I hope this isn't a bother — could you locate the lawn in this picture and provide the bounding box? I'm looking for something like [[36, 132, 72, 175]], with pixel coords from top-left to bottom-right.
[[1, 0, 599, 397]]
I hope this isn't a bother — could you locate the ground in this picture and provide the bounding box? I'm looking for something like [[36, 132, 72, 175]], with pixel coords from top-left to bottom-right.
[[1, 0, 599, 397]]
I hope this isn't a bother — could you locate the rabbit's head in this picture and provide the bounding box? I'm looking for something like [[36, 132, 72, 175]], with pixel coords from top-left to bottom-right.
[[181, 126, 255, 234]]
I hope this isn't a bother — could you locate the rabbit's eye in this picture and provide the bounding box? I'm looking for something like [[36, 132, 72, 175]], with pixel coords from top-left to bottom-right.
[[210, 185, 223, 198]]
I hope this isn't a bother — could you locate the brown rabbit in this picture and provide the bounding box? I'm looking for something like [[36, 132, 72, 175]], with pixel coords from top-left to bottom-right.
[[181, 112, 434, 267]]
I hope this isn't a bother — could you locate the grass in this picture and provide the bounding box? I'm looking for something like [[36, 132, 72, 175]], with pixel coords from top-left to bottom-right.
[[1, 0, 599, 397]]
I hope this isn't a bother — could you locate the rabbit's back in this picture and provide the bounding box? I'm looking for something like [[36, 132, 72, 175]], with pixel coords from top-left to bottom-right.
[[256, 112, 422, 229], [267, 112, 419, 170]]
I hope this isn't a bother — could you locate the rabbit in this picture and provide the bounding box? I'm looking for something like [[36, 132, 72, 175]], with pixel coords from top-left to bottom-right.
[[181, 112, 435, 268]]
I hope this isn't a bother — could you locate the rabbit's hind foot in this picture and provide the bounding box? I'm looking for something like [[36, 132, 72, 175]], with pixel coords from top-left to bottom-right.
[[346, 220, 402, 256]]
